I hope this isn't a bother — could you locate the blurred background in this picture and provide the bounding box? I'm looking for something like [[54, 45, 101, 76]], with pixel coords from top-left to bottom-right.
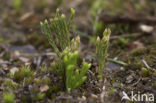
[[0, 0, 156, 55]]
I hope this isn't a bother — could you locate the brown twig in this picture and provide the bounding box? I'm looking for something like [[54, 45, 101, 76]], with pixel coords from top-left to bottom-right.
[[98, 14, 156, 25], [131, 78, 141, 86]]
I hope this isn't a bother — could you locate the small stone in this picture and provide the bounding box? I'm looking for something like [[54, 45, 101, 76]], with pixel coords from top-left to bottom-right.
[[140, 24, 154, 33], [40, 85, 49, 92], [20, 12, 39, 28], [10, 67, 19, 75], [91, 94, 98, 99]]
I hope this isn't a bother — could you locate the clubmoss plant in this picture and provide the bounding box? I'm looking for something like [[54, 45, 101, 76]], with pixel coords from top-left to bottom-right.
[[96, 28, 111, 80], [64, 50, 91, 91], [40, 8, 76, 81], [40, 8, 91, 91], [3, 92, 15, 103], [40, 8, 75, 57]]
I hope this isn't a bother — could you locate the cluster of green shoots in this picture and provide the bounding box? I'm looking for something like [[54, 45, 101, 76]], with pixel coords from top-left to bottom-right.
[[3, 66, 33, 103], [13, 66, 32, 82], [64, 50, 91, 91], [3, 66, 49, 102], [40, 8, 75, 56], [40, 8, 111, 90], [40, 8, 91, 91]]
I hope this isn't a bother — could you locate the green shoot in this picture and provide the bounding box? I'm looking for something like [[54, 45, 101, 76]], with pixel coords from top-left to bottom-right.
[[64, 50, 91, 91], [96, 29, 111, 80]]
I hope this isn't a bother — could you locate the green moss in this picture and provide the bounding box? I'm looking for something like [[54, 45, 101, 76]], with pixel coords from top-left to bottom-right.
[[21, 66, 31, 76], [26, 34, 50, 48], [41, 77, 51, 85], [40, 67, 46, 73], [134, 63, 143, 70], [51, 62, 64, 76], [46, 85, 60, 97], [132, 49, 150, 57], [152, 82, 156, 87], [3, 92, 15, 103], [4, 79, 18, 89], [32, 88, 39, 94], [34, 78, 41, 85], [126, 48, 155, 71], [14, 66, 33, 82], [141, 68, 150, 77], [33, 93, 45, 101], [24, 77, 34, 84], [37, 93, 45, 100], [108, 88, 115, 95], [132, 58, 144, 70], [145, 56, 155, 67], [0, 37, 5, 43]]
